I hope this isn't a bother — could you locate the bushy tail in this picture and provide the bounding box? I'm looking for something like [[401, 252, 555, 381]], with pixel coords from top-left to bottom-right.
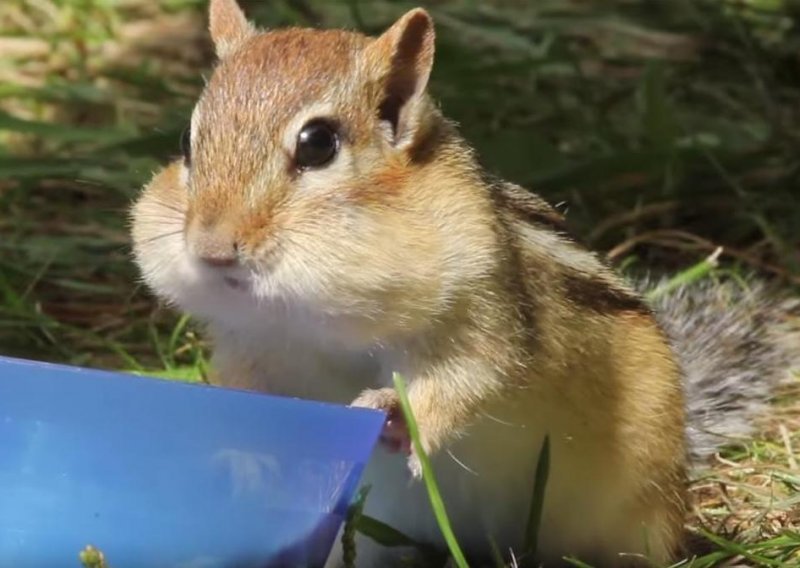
[[642, 277, 800, 463]]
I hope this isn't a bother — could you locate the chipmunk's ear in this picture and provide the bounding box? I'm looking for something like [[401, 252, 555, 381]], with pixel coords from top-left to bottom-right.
[[364, 8, 435, 148], [209, 0, 255, 58]]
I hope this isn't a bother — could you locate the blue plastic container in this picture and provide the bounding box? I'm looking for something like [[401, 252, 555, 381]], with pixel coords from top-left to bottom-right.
[[0, 356, 384, 567]]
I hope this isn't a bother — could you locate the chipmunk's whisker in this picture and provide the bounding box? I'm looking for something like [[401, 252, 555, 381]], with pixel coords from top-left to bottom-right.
[[142, 230, 183, 245]]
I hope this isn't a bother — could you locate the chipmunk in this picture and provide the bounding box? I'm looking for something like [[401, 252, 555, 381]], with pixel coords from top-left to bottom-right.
[[130, 0, 800, 565]]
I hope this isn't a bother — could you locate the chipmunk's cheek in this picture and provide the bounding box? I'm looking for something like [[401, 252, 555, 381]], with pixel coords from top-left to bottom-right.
[[167, 263, 265, 328], [142, 250, 216, 315], [147, 229, 258, 323]]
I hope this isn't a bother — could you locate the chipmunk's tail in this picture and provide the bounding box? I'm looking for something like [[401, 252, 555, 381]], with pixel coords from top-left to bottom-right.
[[641, 276, 799, 463]]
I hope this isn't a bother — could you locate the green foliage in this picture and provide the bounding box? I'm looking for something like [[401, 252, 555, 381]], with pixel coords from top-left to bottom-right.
[[355, 512, 421, 550], [342, 485, 370, 568], [645, 247, 722, 301], [691, 530, 800, 567]]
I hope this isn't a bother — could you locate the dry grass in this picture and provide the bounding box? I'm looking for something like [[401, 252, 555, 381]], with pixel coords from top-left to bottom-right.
[[687, 383, 800, 564]]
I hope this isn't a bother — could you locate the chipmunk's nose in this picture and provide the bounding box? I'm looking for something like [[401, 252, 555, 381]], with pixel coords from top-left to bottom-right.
[[187, 219, 239, 267]]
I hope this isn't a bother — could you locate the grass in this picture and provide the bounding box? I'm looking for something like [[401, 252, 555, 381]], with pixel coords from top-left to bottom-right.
[[523, 435, 551, 562], [393, 372, 469, 568], [0, 0, 798, 566]]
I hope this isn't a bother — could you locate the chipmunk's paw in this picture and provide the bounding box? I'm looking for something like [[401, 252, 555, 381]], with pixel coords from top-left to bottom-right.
[[351, 388, 412, 456]]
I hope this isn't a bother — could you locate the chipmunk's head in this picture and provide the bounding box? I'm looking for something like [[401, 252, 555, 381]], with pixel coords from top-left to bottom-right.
[[133, 0, 493, 342]]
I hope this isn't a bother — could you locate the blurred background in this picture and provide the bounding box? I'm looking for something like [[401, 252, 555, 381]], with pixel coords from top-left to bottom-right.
[[0, 0, 799, 371]]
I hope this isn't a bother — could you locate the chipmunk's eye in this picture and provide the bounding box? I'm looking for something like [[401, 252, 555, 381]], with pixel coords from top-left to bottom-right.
[[180, 126, 191, 165], [295, 119, 338, 170]]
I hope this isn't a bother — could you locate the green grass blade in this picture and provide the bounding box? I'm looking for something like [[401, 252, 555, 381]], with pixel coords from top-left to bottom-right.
[[355, 514, 419, 548], [132, 366, 202, 382], [523, 435, 550, 558], [487, 536, 507, 568], [645, 247, 722, 302], [0, 110, 133, 143], [638, 61, 677, 153], [696, 529, 790, 567], [356, 513, 447, 565], [166, 313, 192, 368], [0, 157, 84, 178], [392, 372, 469, 568], [342, 485, 371, 568]]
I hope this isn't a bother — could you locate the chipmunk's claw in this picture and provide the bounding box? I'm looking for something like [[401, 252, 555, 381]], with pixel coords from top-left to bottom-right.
[[351, 387, 413, 457], [381, 412, 412, 455]]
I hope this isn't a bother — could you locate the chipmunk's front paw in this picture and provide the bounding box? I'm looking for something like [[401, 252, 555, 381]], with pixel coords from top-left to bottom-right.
[[351, 388, 413, 457]]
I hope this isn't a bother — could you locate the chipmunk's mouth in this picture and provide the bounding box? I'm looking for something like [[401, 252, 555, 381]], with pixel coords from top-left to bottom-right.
[[224, 276, 245, 290]]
